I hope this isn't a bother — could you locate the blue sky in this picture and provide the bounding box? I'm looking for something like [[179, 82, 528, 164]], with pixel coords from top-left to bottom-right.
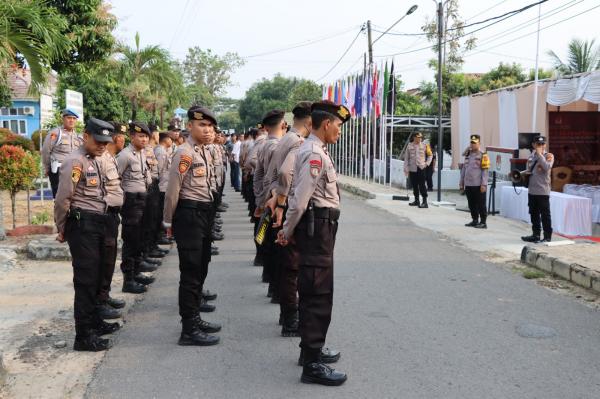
[[108, 0, 600, 98]]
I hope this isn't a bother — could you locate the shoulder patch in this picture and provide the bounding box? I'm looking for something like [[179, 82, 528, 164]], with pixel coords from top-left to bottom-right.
[[481, 153, 490, 169], [426, 144, 432, 157], [309, 158, 322, 178], [179, 154, 193, 174], [71, 165, 82, 183]]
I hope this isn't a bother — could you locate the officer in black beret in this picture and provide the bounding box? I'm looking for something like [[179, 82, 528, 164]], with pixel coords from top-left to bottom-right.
[[116, 122, 156, 294], [54, 118, 121, 351]]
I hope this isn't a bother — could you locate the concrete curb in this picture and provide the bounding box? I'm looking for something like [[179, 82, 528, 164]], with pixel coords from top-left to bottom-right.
[[338, 182, 376, 199], [521, 246, 600, 294], [0, 351, 6, 387]]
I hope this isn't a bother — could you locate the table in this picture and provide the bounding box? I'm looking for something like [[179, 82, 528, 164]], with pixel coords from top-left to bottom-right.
[[500, 186, 593, 236], [563, 184, 600, 223]]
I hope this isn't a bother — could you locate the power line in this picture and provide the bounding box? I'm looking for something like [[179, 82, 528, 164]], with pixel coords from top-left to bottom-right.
[[315, 27, 366, 82], [465, 0, 510, 21], [242, 25, 361, 59], [168, 0, 193, 50]]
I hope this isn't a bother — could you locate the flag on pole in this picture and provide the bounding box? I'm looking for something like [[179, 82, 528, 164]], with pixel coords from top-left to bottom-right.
[[355, 74, 363, 117], [383, 61, 389, 115], [327, 84, 333, 101], [386, 60, 396, 115]]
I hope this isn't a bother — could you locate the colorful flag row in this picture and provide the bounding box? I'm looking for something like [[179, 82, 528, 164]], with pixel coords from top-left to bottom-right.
[[321, 60, 396, 119]]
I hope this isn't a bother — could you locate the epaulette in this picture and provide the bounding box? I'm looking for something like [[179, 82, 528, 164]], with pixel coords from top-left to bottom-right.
[[481, 152, 490, 169]]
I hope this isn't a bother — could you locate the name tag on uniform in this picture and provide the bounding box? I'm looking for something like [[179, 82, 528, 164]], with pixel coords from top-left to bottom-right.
[[86, 175, 98, 186]]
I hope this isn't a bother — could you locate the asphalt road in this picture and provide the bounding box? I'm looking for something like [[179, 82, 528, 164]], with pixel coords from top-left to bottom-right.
[[87, 186, 600, 399]]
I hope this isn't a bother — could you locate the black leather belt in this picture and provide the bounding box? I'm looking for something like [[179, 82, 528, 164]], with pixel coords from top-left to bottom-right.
[[177, 199, 212, 211], [69, 208, 106, 220], [125, 191, 146, 199], [107, 206, 121, 213]]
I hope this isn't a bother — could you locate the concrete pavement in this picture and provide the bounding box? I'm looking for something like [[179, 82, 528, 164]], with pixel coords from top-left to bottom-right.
[[87, 185, 600, 399]]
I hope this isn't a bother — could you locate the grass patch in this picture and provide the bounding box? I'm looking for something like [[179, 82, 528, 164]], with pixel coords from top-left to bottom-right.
[[522, 269, 546, 279]]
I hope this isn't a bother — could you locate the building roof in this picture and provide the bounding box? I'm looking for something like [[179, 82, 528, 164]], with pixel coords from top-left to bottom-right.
[[6, 67, 57, 101]]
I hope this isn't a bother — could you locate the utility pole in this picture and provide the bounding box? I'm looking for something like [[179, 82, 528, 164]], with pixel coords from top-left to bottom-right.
[[436, 1, 444, 203], [367, 20, 373, 67]]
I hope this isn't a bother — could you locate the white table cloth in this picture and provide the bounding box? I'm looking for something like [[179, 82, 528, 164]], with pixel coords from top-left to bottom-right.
[[563, 184, 600, 223], [500, 186, 593, 236]]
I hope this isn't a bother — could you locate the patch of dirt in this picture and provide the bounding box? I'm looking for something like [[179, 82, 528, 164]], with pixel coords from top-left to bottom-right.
[[1, 190, 54, 230]]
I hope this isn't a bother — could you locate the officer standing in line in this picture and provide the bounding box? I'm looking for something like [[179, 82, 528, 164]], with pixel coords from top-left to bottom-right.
[[522, 135, 555, 243], [254, 110, 286, 300], [240, 130, 254, 201], [155, 132, 173, 245], [404, 132, 433, 208], [108, 122, 127, 157], [94, 145, 127, 320], [163, 106, 221, 346], [246, 125, 268, 267], [263, 102, 312, 337], [142, 134, 168, 260], [116, 122, 155, 294], [276, 101, 348, 386], [42, 109, 82, 197], [460, 134, 490, 229], [54, 118, 121, 351], [167, 124, 181, 155]]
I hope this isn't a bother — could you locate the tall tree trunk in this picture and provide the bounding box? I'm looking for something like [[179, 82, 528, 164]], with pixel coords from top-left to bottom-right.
[[10, 191, 16, 229], [131, 98, 138, 121], [27, 188, 31, 225]]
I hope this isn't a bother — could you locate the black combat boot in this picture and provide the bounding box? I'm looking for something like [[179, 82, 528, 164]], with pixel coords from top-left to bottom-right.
[[542, 230, 552, 243], [418, 199, 429, 208], [211, 246, 219, 256], [409, 199, 420, 206], [96, 303, 122, 319], [147, 249, 166, 258], [122, 274, 147, 294], [143, 257, 162, 266], [134, 273, 155, 285], [300, 348, 347, 386], [193, 314, 221, 333], [107, 296, 126, 309], [281, 310, 299, 337], [73, 328, 112, 352], [93, 319, 121, 335], [138, 260, 157, 272], [202, 289, 217, 301], [178, 318, 219, 346], [253, 255, 263, 267], [474, 222, 487, 229], [298, 347, 341, 366], [212, 231, 224, 241], [199, 298, 216, 312], [521, 232, 541, 243], [465, 220, 478, 227]]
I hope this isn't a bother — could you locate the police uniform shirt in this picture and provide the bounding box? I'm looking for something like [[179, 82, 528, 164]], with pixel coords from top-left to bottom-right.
[[116, 144, 152, 193], [276, 147, 299, 198], [163, 136, 214, 225], [99, 151, 124, 207], [283, 134, 339, 239], [155, 145, 172, 193], [209, 144, 224, 186], [403, 142, 432, 173], [266, 128, 303, 197], [255, 135, 281, 206], [527, 152, 554, 196], [41, 127, 83, 173], [54, 147, 107, 234], [246, 135, 266, 177], [145, 144, 159, 180], [460, 150, 489, 187]]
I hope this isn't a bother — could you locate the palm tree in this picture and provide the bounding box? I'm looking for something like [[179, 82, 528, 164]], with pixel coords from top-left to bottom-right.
[[0, 0, 69, 91], [114, 32, 171, 120], [547, 38, 600, 75]]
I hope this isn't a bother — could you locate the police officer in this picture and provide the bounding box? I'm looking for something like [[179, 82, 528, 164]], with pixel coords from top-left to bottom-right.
[[404, 132, 433, 208], [264, 102, 312, 336], [276, 101, 348, 386], [142, 134, 168, 260], [42, 108, 82, 197], [163, 106, 221, 346], [460, 134, 490, 229], [245, 125, 268, 267], [254, 109, 286, 301], [116, 122, 155, 294], [107, 122, 127, 157], [94, 146, 127, 320], [522, 136, 555, 243], [54, 118, 120, 351], [155, 132, 173, 245]]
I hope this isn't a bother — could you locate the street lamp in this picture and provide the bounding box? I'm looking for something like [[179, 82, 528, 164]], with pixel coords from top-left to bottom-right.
[[433, 0, 444, 202], [372, 5, 419, 46]]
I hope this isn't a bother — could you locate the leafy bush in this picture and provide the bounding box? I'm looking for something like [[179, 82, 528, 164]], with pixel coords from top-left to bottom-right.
[[31, 129, 48, 151], [31, 210, 50, 225], [0, 145, 39, 228]]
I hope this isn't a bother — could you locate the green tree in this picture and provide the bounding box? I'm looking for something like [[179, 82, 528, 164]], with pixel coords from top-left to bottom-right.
[[0, 0, 69, 95], [287, 80, 322, 108], [0, 145, 39, 228], [114, 33, 173, 121], [218, 111, 243, 132], [547, 38, 600, 75], [238, 75, 299, 127], [477, 62, 527, 92], [46, 0, 117, 73], [182, 47, 245, 106]]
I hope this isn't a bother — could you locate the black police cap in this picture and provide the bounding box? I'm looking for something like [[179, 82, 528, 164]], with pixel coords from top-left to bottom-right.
[[188, 106, 217, 125], [311, 100, 351, 124], [262, 109, 285, 126], [292, 101, 312, 119], [534, 135, 546, 145], [167, 124, 181, 131], [110, 121, 128, 134], [470, 134, 480, 143], [129, 121, 151, 136], [85, 118, 114, 143]]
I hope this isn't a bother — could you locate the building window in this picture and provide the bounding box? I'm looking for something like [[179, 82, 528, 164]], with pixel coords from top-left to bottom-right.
[[0, 108, 8, 116], [9, 108, 17, 116], [1, 120, 27, 135]]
